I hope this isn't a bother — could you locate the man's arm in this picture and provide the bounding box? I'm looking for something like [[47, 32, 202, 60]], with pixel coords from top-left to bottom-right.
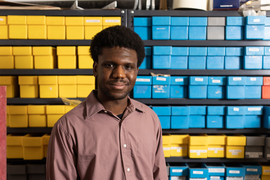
[[153, 124, 168, 180], [46, 120, 77, 180]]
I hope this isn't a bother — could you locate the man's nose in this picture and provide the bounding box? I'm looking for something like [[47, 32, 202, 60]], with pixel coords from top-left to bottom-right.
[[112, 65, 126, 79]]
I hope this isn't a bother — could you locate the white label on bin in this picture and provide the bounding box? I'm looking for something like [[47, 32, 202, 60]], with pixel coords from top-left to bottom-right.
[[233, 108, 239, 111], [229, 170, 240, 174], [171, 176, 186, 180], [136, 79, 150, 82], [157, 28, 165, 30], [195, 78, 204, 81], [245, 175, 260, 180], [264, 170, 270, 172], [190, 178, 207, 180], [254, 19, 260, 22], [193, 171, 203, 174], [105, 20, 120, 23], [233, 77, 241, 81], [0, 18, 3, 21], [249, 48, 259, 52], [171, 147, 183, 152], [156, 77, 166, 81], [212, 80, 221, 83], [245, 152, 262, 158], [209, 168, 225, 173], [175, 78, 184, 82], [86, 20, 100, 23], [210, 176, 221, 179], [220, 5, 233, 7], [163, 147, 170, 150], [248, 107, 261, 111], [208, 148, 224, 153], [226, 177, 243, 180], [190, 150, 207, 155], [172, 169, 183, 173], [250, 78, 257, 81], [247, 168, 258, 172]]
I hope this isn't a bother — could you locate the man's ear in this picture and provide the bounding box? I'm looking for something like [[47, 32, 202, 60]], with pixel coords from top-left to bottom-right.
[[93, 62, 98, 77]]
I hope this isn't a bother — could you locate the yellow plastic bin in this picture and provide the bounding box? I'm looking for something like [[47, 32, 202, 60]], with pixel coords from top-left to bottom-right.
[[46, 105, 65, 127], [47, 16, 65, 40], [84, 17, 102, 39], [207, 134, 226, 158], [43, 134, 50, 157], [39, 76, 58, 98], [77, 75, 95, 97], [6, 106, 9, 127], [27, 16, 46, 39], [66, 17, 84, 39], [22, 134, 44, 160], [57, 46, 76, 69], [0, 16, 8, 39], [102, 17, 121, 29], [13, 46, 33, 69], [59, 76, 77, 98], [8, 105, 28, 128], [6, 134, 24, 159], [18, 76, 38, 98], [226, 134, 246, 159], [33, 46, 56, 69], [8, 15, 27, 39], [162, 135, 171, 158], [77, 46, 93, 69], [170, 134, 189, 157], [28, 105, 46, 127], [0, 76, 18, 98], [189, 134, 208, 159]]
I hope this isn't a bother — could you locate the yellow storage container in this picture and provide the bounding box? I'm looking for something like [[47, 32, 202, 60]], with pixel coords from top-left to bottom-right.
[[28, 25, 47, 39], [33, 46, 54, 56], [58, 76, 77, 98], [226, 146, 245, 159], [189, 145, 208, 158], [34, 55, 55, 69], [227, 134, 246, 146], [170, 134, 189, 145], [77, 46, 90, 55], [47, 25, 65, 39], [78, 55, 93, 69], [22, 134, 44, 160], [8, 105, 28, 115], [47, 114, 62, 127], [102, 17, 121, 26], [0, 25, 8, 39], [58, 55, 76, 69], [85, 26, 102, 40], [66, 17, 84, 25], [208, 134, 226, 145], [0, 55, 14, 69], [47, 16, 65, 25], [189, 134, 208, 146], [29, 115, 46, 127], [6, 134, 23, 158], [39, 76, 58, 98], [18, 76, 38, 98], [0, 46, 12, 55], [9, 25, 27, 39], [170, 144, 188, 157], [43, 134, 50, 157], [84, 17, 102, 26], [262, 165, 270, 175], [13, 46, 32, 55], [7, 15, 26, 24], [66, 26, 84, 39], [262, 175, 270, 180], [46, 105, 65, 127], [27, 16, 46, 25], [0, 16, 7, 24], [208, 145, 225, 158], [162, 135, 170, 157], [15, 56, 33, 69], [8, 105, 28, 128], [57, 46, 76, 55], [77, 75, 95, 97], [0, 76, 18, 98], [28, 105, 46, 114]]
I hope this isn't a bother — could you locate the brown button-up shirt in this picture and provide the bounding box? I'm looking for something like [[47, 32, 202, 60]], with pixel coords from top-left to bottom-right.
[[46, 91, 167, 180]]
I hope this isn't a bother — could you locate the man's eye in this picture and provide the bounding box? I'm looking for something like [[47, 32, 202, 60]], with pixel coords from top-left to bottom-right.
[[125, 65, 134, 70], [105, 64, 114, 68]]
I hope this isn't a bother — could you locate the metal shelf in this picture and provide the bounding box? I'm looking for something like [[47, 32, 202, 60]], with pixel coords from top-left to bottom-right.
[[7, 98, 270, 105], [163, 128, 270, 134], [7, 158, 46, 164], [7, 127, 52, 134], [0, 69, 93, 75], [165, 157, 270, 163]]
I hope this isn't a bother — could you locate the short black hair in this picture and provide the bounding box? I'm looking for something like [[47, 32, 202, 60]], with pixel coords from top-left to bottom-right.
[[90, 25, 145, 67]]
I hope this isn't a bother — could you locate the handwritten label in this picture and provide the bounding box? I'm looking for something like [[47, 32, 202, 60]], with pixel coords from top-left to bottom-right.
[[209, 168, 225, 173]]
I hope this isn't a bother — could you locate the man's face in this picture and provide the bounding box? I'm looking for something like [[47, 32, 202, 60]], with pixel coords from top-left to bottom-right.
[[93, 46, 139, 101]]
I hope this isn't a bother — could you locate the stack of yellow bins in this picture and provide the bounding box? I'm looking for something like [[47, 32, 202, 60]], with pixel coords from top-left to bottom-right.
[[0, 46, 14, 69], [8, 105, 28, 128], [6, 134, 23, 159], [226, 134, 246, 159], [77, 46, 93, 69], [207, 134, 226, 158], [189, 134, 208, 158], [39, 76, 58, 98], [27, 16, 46, 39], [18, 76, 38, 98], [102, 17, 121, 29], [57, 46, 77, 69], [33, 46, 56, 69], [22, 134, 45, 160], [47, 16, 65, 39], [0, 16, 8, 39], [0, 76, 18, 98], [66, 16, 84, 39], [84, 17, 102, 39], [77, 75, 95, 98], [28, 105, 46, 127], [170, 134, 189, 157], [162, 135, 171, 157], [59, 76, 77, 98], [13, 46, 33, 69], [46, 105, 65, 127], [8, 15, 27, 39]]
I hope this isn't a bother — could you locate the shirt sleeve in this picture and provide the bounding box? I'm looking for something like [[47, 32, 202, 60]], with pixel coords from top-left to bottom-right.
[[153, 118, 168, 180], [46, 119, 78, 180]]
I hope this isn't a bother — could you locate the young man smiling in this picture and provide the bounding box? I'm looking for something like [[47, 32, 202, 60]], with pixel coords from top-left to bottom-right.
[[46, 26, 167, 180]]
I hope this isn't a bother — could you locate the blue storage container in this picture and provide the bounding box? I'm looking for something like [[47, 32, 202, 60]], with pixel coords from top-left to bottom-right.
[[152, 16, 171, 25], [207, 106, 225, 115], [208, 47, 225, 56], [134, 17, 152, 40], [188, 163, 208, 178], [189, 47, 207, 56], [265, 47, 270, 55], [264, 26, 270, 40], [153, 76, 170, 85], [189, 26, 207, 40], [245, 77, 263, 85], [242, 164, 262, 175], [263, 56, 270, 69], [246, 16, 266, 25], [245, 86, 262, 99], [208, 76, 226, 86], [152, 85, 170, 98], [227, 86, 245, 99], [140, 56, 151, 69], [207, 116, 224, 128], [171, 56, 188, 69], [134, 17, 152, 26], [172, 106, 190, 115], [190, 106, 206, 115], [264, 106, 270, 129], [171, 116, 189, 129], [188, 56, 206, 69], [152, 16, 171, 40], [153, 55, 171, 69], [158, 116, 170, 129], [153, 46, 172, 55], [145, 46, 152, 56], [208, 86, 225, 99], [226, 26, 243, 40], [152, 106, 171, 115], [245, 25, 264, 39], [170, 85, 187, 98], [189, 117, 205, 128], [225, 164, 245, 177], [169, 163, 189, 176], [225, 56, 242, 69], [171, 76, 188, 85], [244, 115, 261, 128], [172, 47, 189, 56], [189, 17, 207, 26], [133, 76, 152, 98], [171, 26, 188, 40], [245, 46, 264, 56], [207, 56, 224, 69], [171, 17, 189, 26], [203, 163, 225, 176], [227, 106, 245, 115], [189, 76, 208, 85], [266, 17, 270, 25], [226, 17, 245, 26], [228, 76, 246, 85], [226, 116, 244, 129], [244, 56, 262, 69], [225, 47, 243, 56]]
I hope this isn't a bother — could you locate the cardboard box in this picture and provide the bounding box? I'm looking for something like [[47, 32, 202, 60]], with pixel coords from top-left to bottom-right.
[[34, 55, 56, 69], [207, 26, 224, 40], [77, 75, 95, 98], [226, 146, 245, 158], [29, 114, 46, 127], [189, 145, 208, 158], [225, 56, 241, 69], [227, 134, 246, 146], [171, 144, 188, 157], [8, 105, 28, 128], [78, 55, 94, 69], [188, 56, 206, 69], [28, 25, 47, 39], [102, 17, 121, 26], [208, 145, 225, 158], [226, 26, 244, 40], [46, 105, 65, 127]]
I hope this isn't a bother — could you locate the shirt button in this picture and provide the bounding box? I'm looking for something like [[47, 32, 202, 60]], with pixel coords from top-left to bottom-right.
[[104, 110, 107, 113], [123, 144, 127, 148], [127, 168, 130, 172]]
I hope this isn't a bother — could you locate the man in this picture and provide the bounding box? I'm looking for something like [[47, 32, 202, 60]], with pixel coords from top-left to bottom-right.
[[46, 25, 167, 180]]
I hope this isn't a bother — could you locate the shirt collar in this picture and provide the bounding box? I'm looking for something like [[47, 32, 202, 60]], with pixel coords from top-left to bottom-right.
[[85, 90, 145, 119]]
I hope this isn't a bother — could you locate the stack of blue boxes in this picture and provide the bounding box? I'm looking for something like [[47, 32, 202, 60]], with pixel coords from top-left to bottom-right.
[[208, 76, 226, 99], [242, 164, 262, 180], [171, 17, 189, 40], [189, 17, 207, 40], [189, 76, 208, 99], [263, 106, 270, 129], [226, 16, 245, 40], [171, 106, 189, 129], [188, 47, 207, 69], [152, 16, 171, 40], [168, 163, 189, 180], [204, 163, 225, 180], [189, 106, 206, 128], [207, 47, 225, 69], [171, 47, 188, 69], [153, 46, 171, 69], [225, 164, 245, 180], [133, 17, 151, 40], [227, 76, 246, 99], [245, 16, 265, 40], [225, 47, 243, 69], [244, 106, 263, 128], [152, 106, 171, 129], [170, 76, 188, 98], [245, 76, 263, 99], [244, 46, 264, 69], [152, 76, 170, 98], [133, 76, 152, 98], [207, 106, 225, 128], [140, 46, 152, 69]]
